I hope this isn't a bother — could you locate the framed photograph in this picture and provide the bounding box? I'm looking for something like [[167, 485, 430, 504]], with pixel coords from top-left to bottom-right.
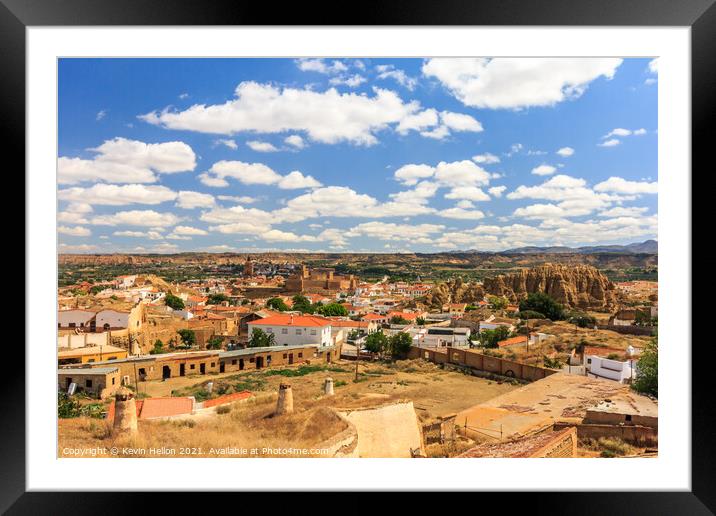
[[8, 0, 711, 510]]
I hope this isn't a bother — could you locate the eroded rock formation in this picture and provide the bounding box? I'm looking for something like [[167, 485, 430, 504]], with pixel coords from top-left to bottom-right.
[[482, 264, 618, 310], [423, 277, 485, 308]]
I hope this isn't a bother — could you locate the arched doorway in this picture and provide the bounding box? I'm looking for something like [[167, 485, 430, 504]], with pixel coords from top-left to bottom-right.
[[162, 365, 171, 380]]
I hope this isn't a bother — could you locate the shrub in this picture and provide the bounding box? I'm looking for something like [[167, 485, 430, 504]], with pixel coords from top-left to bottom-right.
[[216, 405, 232, 415], [165, 292, 185, 310], [519, 292, 565, 321]]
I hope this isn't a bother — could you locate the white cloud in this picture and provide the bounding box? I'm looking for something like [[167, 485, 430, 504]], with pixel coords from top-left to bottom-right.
[[58, 137, 196, 185], [376, 65, 418, 90], [215, 139, 238, 150], [598, 206, 649, 217], [329, 74, 367, 88], [58, 203, 93, 224], [246, 140, 280, 153], [172, 225, 209, 236], [648, 59, 658, 74], [594, 177, 658, 195], [473, 153, 500, 164], [531, 164, 557, 176], [598, 138, 620, 147], [58, 243, 98, 253], [346, 221, 444, 241], [202, 160, 283, 186], [58, 184, 177, 206], [295, 58, 347, 74], [262, 229, 319, 243], [90, 210, 181, 227], [394, 164, 435, 186], [176, 190, 216, 209], [58, 225, 91, 237], [488, 185, 507, 197], [438, 207, 485, 220], [284, 135, 306, 149], [434, 160, 491, 187], [556, 147, 574, 157], [444, 186, 491, 202], [114, 230, 164, 240], [507, 174, 619, 216], [96, 110, 107, 121], [277, 171, 322, 190], [217, 195, 258, 204], [422, 58, 622, 109], [140, 81, 481, 146]]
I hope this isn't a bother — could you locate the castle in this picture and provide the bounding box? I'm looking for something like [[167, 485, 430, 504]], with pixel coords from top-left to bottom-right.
[[284, 266, 357, 293]]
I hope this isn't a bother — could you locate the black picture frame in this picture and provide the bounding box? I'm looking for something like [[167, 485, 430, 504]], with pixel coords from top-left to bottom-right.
[[5, 0, 710, 512]]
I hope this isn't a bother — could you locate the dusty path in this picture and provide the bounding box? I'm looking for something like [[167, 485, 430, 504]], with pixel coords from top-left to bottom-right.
[[341, 402, 423, 458]]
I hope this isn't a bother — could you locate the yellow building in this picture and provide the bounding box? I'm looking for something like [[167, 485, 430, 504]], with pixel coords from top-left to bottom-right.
[[58, 345, 128, 365]]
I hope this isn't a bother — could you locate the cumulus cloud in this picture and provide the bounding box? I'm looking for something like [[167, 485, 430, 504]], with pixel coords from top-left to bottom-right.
[[58, 225, 91, 237], [422, 58, 622, 109], [215, 138, 238, 149], [90, 210, 181, 227], [488, 185, 507, 198], [346, 221, 444, 241], [594, 177, 658, 195], [176, 190, 216, 209], [329, 74, 367, 88], [376, 65, 418, 90], [277, 171, 323, 190], [531, 164, 557, 176], [58, 137, 196, 185], [58, 184, 177, 206], [171, 225, 208, 236], [556, 147, 575, 157], [246, 140, 280, 152], [473, 153, 500, 164], [598, 139, 620, 147], [295, 58, 348, 74], [444, 186, 491, 202], [438, 207, 486, 220], [598, 206, 649, 217], [284, 135, 306, 149], [140, 81, 481, 146]]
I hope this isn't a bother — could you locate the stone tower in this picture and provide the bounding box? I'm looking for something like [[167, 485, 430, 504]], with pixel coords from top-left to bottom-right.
[[323, 377, 334, 396], [113, 386, 138, 436], [275, 383, 294, 415]]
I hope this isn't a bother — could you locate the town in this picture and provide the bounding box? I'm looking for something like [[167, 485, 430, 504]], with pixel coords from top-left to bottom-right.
[[58, 253, 658, 459]]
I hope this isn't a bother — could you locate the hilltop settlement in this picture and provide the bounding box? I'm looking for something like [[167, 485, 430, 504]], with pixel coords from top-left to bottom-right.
[[58, 252, 658, 459]]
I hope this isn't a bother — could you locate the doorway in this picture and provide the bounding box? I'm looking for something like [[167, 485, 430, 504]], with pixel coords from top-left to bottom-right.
[[179, 363, 185, 377], [162, 365, 171, 380], [256, 357, 264, 369], [220, 362, 225, 373], [326, 353, 331, 364], [200, 363, 206, 374], [288, 353, 294, 365], [239, 358, 245, 370]]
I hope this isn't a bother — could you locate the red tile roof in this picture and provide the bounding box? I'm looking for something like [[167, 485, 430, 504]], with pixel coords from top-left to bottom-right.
[[497, 335, 528, 348], [249, 314, 331, 327]]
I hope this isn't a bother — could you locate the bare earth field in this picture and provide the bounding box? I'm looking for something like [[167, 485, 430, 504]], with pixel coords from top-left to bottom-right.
[[58, 359, 517, 458]]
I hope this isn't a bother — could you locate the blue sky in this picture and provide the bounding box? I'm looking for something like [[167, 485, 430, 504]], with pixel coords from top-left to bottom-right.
[[57, 57, 658, 253]]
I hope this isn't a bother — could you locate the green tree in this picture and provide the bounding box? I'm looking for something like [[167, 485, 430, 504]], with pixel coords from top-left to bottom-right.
[[292, 294, 315, 314], [567, 311, 597, 328], [165, 292, 185, 310], [315, 303, 348, 317], [207, 293, 229, 305], [207, 335, 223, 350], [248, 328, 275, 348], [519, 292, 565, 321], [489, 295, 508, 310], [266, 297, 289, 311], [58, 392, 82, 418], [89, 285, 105, 295], [388, 332, 413, 359], [390, 315, 410, 325], [177, 329, 196, 348], [478, 326, 511, 348], [364, 331, 388, 354], [149, 339, 165, 355], [632, 333, 658, 397], [519, 310, 546, 320], [416, 317, 426, 326]]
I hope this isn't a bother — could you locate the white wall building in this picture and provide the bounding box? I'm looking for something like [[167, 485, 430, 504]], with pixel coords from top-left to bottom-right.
[[247, 314, 332, 347], [586, 355, 638, 383]]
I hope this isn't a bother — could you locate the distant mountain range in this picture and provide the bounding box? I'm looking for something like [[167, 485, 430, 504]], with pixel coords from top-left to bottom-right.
[[499, 239, 658, 255]]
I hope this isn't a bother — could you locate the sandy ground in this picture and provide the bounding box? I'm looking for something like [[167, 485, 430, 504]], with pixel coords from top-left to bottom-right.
[[340, 402, 423, 458]]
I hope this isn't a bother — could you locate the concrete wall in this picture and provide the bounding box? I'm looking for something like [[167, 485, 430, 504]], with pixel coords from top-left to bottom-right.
[[58, 332, 109, 350], [554, 422, 658, 447], [58, 370, 120, 399], [407, 346, 558, 382], [219, 345, 341, 373]]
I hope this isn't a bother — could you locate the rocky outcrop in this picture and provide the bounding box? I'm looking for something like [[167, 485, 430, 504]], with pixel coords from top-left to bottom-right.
[[482, 264, 618, 310], [424, 277, 485, 308]]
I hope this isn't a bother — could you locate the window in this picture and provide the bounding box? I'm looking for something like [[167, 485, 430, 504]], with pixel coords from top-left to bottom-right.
[[296, 329, 302, 335], [190, 364, 195, 369], [250, 357, 255, 363], [298, 353, 303, 358], [211, 362, 215, 367], [587, 358, 592, 364], [232, 359, 237, 365], [310, 329, 317, 335], [266, 328, 273, 333], [85, 379, 93, 388], [283, 354, 287, 359], [69, 323, 76, 328], [282, 328, 288, 334], [625, 415, 632, 422], [112, 377, 115, 385]]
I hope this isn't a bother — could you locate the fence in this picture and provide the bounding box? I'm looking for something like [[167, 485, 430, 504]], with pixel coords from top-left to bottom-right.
[[408, 345, 558, 382], [597, 324, 655, 336]]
